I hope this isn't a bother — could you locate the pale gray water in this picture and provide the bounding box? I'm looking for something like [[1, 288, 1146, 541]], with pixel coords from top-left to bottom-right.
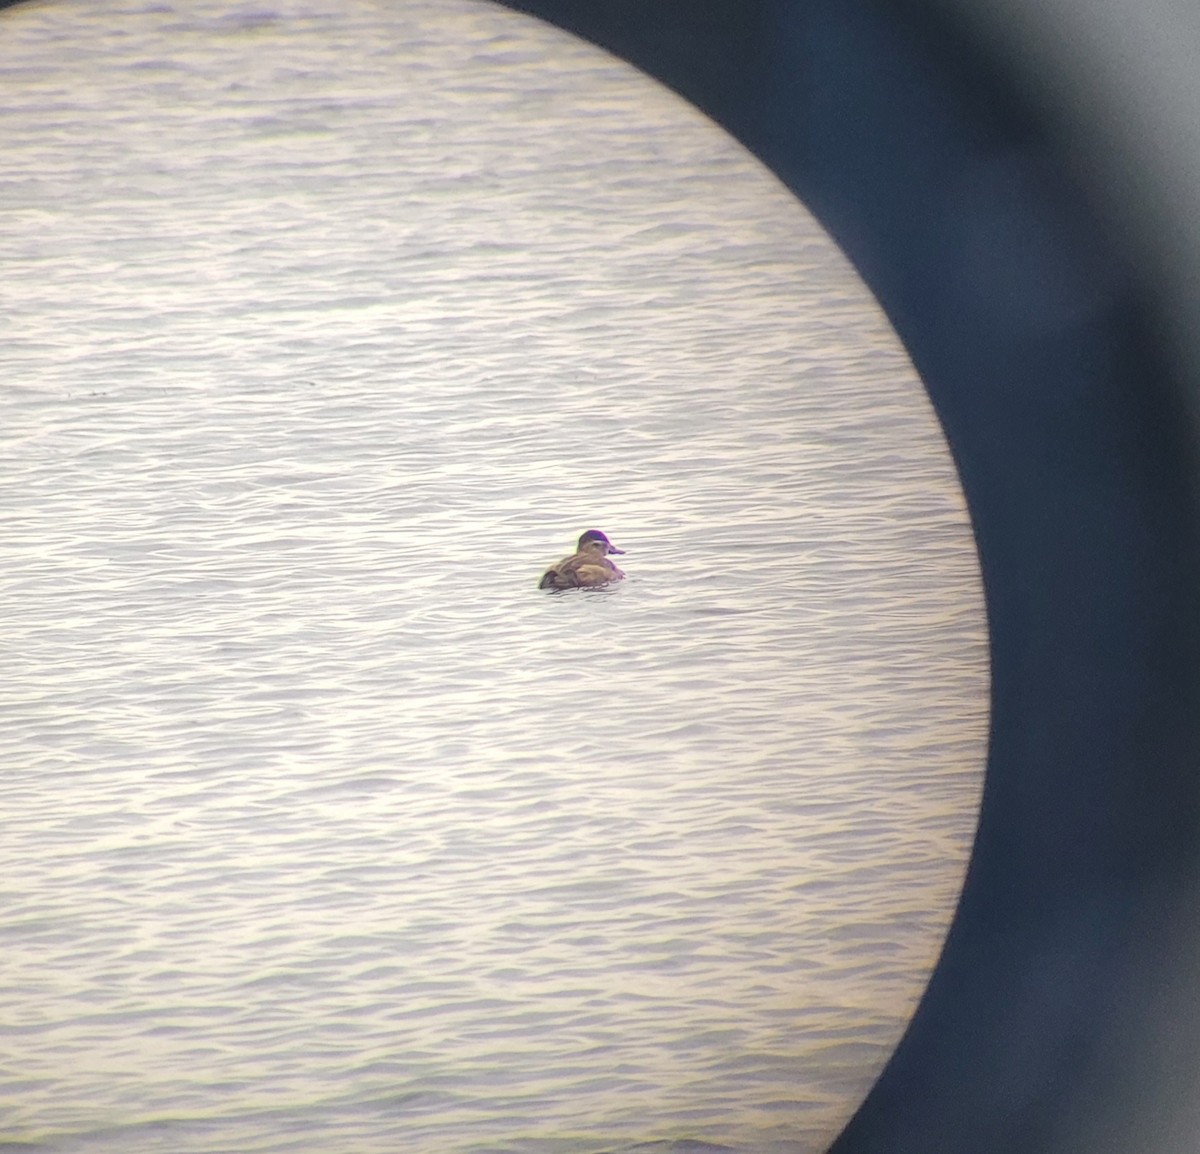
[[0, 2, 989, 1151]]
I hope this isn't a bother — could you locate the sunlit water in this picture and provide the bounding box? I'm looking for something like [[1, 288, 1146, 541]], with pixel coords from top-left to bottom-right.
[[0, 2, 989, 1151]]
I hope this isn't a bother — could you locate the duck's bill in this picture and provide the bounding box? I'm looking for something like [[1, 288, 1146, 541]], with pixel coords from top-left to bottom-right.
[[608, 545, 626, 554]]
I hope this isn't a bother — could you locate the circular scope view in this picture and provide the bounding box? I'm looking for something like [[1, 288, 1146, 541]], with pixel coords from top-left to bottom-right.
[[0, 2, 989, 1151]]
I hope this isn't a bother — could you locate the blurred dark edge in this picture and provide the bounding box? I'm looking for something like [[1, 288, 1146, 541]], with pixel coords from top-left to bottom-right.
[[488, 2, 1200, 1152], [3, 0, 1199, 1148]]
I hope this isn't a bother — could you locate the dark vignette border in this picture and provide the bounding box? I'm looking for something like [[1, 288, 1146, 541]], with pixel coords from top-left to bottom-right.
[[3, 0, 1198, 1148], [490, 2, 1200, 1152]]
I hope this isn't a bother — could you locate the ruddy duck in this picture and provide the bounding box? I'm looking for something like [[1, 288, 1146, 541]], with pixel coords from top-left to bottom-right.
[[538, 529, 626, 590]]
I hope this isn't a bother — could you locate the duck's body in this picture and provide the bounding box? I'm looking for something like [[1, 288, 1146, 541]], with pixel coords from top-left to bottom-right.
[[539, 530, 626, 590]]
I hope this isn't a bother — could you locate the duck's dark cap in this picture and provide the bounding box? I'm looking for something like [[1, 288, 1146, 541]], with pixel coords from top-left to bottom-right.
[[579, 529, 625, 554]]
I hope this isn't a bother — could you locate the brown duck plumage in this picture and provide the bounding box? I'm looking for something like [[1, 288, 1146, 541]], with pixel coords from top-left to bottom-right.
[[538, 529, 626, 590]]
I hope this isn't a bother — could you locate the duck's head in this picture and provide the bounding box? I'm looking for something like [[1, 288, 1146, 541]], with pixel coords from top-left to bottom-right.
[[577, 529, 625, 556]]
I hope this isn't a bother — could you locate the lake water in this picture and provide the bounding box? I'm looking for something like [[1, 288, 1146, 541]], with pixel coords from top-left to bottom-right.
[[0, 2, 990, 1151]]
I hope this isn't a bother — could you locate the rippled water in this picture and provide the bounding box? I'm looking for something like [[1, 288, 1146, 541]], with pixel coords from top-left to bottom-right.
[[0, 2, 989, 1151]]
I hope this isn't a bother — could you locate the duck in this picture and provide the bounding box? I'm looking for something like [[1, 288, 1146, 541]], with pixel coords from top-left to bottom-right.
[[538, 529, 626, 590]]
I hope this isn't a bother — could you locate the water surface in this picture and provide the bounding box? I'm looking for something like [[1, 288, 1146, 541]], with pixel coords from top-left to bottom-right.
[[0, 2, 989, 1150]]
